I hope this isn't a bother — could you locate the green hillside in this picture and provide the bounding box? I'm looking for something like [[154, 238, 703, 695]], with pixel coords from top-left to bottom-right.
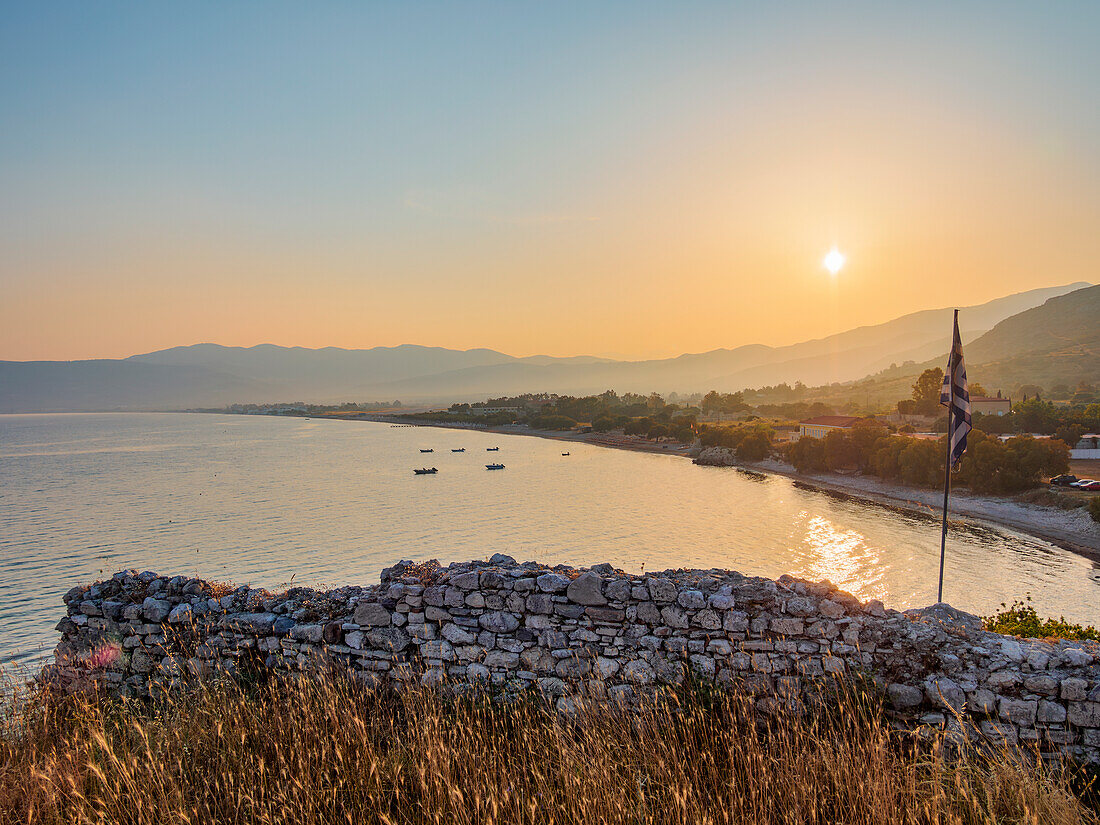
[[788, 284, 1099, 411]]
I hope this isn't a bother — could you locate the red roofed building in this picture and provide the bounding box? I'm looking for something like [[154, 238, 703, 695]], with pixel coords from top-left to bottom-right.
[[798, 415, 862, 440]]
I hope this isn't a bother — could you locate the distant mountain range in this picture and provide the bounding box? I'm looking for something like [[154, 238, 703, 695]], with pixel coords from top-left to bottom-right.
[[0, 282, 1093, 413]]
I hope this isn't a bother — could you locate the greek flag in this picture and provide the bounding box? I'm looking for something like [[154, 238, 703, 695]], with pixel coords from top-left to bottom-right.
[[939, 310, 971, 468]]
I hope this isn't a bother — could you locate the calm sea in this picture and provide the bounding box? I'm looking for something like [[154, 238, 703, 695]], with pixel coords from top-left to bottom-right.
[[2, 413, 1098, 670]]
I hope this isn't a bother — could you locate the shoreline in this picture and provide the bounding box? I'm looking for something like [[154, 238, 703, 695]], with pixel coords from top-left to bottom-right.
[[717, 456, 1100, 562], [364, 414, 1100, 561]]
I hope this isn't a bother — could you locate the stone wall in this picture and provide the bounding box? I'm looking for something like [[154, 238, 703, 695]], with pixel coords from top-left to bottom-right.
[[47, 556, 1100, 763]]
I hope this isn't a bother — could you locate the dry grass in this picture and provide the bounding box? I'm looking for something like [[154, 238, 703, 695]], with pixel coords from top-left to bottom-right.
[[1, 670, 1096, 825]]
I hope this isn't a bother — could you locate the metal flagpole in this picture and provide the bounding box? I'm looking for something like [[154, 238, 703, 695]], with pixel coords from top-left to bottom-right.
[[937, 406, 952, 604], [937, 309, 957, 604]]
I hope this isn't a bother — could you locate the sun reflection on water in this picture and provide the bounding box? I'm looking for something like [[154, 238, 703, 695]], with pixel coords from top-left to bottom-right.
[[790, 512, 888, 604]]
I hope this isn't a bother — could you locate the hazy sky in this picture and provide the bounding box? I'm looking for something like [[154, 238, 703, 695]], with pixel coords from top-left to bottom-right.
[[2, 2, 1098, 361]]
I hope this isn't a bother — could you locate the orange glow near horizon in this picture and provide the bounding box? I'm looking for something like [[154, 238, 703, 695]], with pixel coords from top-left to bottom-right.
[[1, 5, 1098, 362]]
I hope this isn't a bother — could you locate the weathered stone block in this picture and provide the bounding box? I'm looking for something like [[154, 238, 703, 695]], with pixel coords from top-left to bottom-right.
[[586, 606, 625, 622], [365, 627, 410, 652], [660, 606, 688, 629], [450, 571, 480, 590], [1068, 701, 1100, 728], [142, 597, 171, 623], [605, 579, 632, 602], [646, 577, 677, 604], [167, 603, 192, 624], [770, 618, 803, 636], [478, 611, 520, 633], [1061, 677, 1088, 701], [676, 590, 705, 609], [353, 602, 391, 627], [622, 660, 655, 685], [998, 698, 1037, 726], [441, 623, 477, 645], [536, 573, 570, 593], [692, 609, 721, 630], [1038, 700, 1067, 724], [567, 572, 607, 606], [526, 593, 553, 614], [1023, 674, 1058, 696]]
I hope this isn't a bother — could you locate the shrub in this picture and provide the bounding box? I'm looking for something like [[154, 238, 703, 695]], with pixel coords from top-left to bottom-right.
[[983, 596, 1100, 641]]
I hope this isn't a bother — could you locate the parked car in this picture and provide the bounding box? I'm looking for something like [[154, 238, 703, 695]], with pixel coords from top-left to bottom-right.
[[1070, 478, 1097, 488], [1076, 480, 1100, 491], [1049, 474, 1079, 487]]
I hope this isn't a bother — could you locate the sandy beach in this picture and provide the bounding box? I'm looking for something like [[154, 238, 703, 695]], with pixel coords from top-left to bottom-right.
[[365, 415, 1100, 561]]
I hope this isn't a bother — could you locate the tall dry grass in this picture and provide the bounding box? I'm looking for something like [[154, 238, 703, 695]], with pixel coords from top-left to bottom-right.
[[1, 669, 1096, 825]]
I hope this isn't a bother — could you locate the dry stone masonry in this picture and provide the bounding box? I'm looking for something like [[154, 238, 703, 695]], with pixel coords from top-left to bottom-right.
[[47, 556, 1100, 763]]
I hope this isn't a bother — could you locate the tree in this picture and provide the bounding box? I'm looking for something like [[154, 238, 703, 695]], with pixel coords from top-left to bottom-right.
[[786, 437, 827, 473], [1054, 425, 1084, 448], [701, 391, 723, 415], [735, 431, 771, 461], [672, 424, 696, 444], [911, 368, 944, 415], [969, 382, 987, 397], [528, 414, 576, 431], [823, 430, 862, 471], [592, 414, 617, 433], [646, 424, 669, 441], [1013, 398, 1059, 434]]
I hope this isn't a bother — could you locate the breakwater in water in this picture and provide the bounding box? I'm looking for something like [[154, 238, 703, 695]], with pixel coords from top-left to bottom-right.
[[48, 556, 1100, 763]]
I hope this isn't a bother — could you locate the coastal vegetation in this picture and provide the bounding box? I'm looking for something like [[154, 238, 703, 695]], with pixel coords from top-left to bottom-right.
[[786, 425, 1068, 494], [983, 598, 1100, 642], [2, 672, 1096, 825]]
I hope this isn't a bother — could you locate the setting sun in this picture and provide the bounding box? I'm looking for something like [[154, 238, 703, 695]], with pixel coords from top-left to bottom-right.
[[823, 247, 846, 276]]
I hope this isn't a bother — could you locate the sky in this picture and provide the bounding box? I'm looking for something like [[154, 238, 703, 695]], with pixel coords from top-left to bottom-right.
[[2, 2, 1098, 362]]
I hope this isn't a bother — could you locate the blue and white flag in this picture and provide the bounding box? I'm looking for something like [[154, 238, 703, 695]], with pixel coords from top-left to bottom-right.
[[939, 311, 971, 468]]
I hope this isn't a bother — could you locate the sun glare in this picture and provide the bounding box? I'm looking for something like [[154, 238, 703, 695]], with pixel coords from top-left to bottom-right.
[[823, 247, 846, 276]]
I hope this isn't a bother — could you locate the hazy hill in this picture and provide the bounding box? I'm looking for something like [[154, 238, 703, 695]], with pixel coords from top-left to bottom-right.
[[0, 282, 1090, 412], [953, 283, 1100, 392], [0, 360, 275, 413], [824, 284, 1100, 407]]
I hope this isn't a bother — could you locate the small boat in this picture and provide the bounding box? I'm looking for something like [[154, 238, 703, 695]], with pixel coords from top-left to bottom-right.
[[561, 452, 570, 456], [452, 448, 466, 453], [485, 463, 505, 470], [486, 447, 500, 452], [420, 448, 434, 453], [413, 467, 438, 475]]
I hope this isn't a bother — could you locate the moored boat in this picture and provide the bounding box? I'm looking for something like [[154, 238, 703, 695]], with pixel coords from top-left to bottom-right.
[[485, 463, 505, 470], [561, 452, 570, 456], [486, 447, 500, 451], [452, 448, 466, 452], [413, 467, 438, 475], [420, 448, 434, 453]]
